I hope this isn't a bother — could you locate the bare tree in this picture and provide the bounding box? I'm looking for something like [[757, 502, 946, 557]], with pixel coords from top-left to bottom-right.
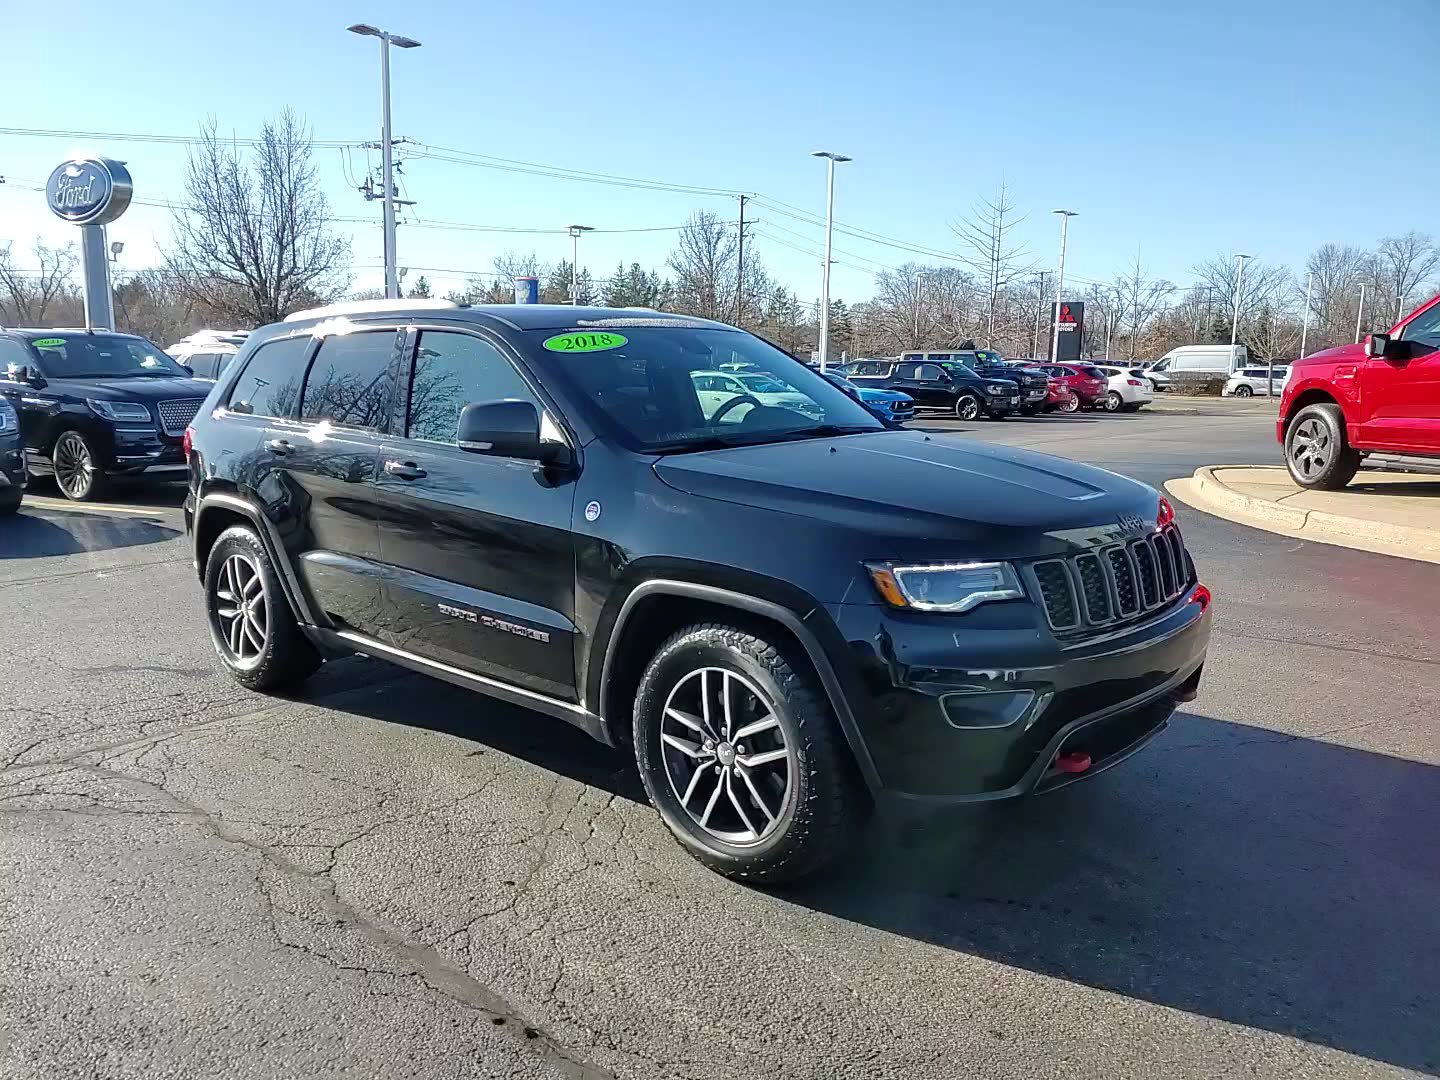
[[667, 210, 737, 319], [952, 182, 1031, 347], [1191, 253, 1295, 347], [1111, 253, 1175, 359], [1374, 232, 1439, 323], [167, 111, 350, 326], [0, 238, 80, 325], [1303, 243, 1368, 347]]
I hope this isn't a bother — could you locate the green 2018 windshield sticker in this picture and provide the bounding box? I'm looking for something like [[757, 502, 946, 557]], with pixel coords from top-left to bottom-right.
[[542, 331, 628, 353], [31, 337, 65, 348]]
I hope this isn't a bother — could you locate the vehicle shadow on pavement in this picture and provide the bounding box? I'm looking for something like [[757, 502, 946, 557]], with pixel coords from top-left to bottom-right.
[[1, 508, 179, 559], [784, 712, 1439, 1075]]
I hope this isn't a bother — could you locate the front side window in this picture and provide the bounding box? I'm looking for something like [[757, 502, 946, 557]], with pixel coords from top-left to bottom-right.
[[407, 331, 539, 444], [524, 323, 881, 452], [940, 363, 980, 380], [1399, 301, 1440, 349], [228, 336, 311, 419], [25, 333, 186, 379], [300, 330, 399, 430], [918, 364, 946, 382]]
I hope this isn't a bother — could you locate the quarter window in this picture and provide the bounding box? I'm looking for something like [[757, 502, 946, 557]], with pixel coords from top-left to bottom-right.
[[300, 330, 399, 430], [228, 337, 311, 419], [406, 331, 539, 444]]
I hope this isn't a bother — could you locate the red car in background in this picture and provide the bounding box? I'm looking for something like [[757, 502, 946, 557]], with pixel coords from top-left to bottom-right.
[[1045, 378, 1080, 413], [1037, 363, 1110, 409], [1278, 292, 1440, 489]]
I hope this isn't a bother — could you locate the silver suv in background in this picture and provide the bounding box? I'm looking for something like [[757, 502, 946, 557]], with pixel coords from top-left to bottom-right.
[[167, 330, 251, 382], [1224, 366, 1289, 397]]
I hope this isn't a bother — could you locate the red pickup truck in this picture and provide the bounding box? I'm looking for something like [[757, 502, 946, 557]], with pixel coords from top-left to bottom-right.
[[1278, 292, 1440, 489]]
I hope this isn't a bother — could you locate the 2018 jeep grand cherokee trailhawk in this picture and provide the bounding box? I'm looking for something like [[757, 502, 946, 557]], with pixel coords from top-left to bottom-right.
[[185, 300, 1212, 882], [1279, 291, 1440, 489]]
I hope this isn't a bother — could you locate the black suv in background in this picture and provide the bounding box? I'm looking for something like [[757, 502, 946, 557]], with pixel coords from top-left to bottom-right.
[[849, 357, 1020, 420], [898, 350, 1052, 415], [0, 393, 23, 515], [185, 302, 1212, 883], [0, 329, 213, 500]]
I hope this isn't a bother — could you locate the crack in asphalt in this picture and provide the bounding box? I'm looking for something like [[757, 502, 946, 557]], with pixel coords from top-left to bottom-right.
[[1216, 626, 1438, 668]]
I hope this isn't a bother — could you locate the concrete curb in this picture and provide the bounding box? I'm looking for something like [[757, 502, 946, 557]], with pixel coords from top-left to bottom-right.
[[1166, 467, 1440, 565]]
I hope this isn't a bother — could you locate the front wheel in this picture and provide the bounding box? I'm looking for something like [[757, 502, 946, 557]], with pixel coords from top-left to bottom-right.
[[51, 430, 109, 502], [1285, 403, 1361, 490], [633, 622, 867, 884], [954, 394, 981, 421], [1235, 384, 1254, 398], [1105, 391, 1123, 412], [204, 525, 321, 691]]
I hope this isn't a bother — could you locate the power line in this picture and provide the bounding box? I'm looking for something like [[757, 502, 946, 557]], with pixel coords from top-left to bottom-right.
[[0, 126, 360, 148], [412, 143, 746, 198]]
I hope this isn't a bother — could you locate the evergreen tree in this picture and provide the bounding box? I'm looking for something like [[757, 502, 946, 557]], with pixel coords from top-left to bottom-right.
[[408, 275, 432, 299]]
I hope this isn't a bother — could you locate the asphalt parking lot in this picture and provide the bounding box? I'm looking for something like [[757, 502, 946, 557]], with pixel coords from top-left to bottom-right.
[[2, 409, 1436, 1079]]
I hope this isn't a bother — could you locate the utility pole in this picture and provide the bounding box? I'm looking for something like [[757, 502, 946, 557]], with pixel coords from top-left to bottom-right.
[[914, 270, 930, 348], [1031, 271, 1047, 360], [1230, 253, 1250, 349], [567, 225, 594, 305], [811, 151, 850, 371], [348, 24, 421, 300], [1299, 271, 1314, 361], [734, 194, 748, 326], [1050, 210, 1077, 365], [1354, 282, 1367, 343]]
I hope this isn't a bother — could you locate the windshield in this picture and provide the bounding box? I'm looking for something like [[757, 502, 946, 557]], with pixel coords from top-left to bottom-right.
[[26, 333, 188, 379], [525, 325, 883, 452], [940, 362, 980, 380]]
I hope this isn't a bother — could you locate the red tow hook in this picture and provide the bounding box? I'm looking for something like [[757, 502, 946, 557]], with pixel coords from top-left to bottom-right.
[[1055, 751, 1091, 774]]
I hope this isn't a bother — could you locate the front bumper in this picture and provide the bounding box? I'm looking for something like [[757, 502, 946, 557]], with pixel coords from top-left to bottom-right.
[[0, 439, 25, 490], [826, 590, 1211, 804], [984, 395, 1021, 415], [111, 425, 186, 475]]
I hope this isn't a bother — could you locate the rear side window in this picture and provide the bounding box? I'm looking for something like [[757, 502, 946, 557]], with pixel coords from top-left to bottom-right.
[[300, 330, 399, 430], [1080, 366, 1106, 378], [228, 337, 310, 418], [186, 352, 218, 379], [406, 331, 539, 444]]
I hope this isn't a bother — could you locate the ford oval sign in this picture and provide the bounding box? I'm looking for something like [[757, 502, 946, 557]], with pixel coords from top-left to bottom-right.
[[45, 157, 133, 226]]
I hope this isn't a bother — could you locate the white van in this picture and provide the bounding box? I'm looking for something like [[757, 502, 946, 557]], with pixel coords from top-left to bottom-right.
[[1149, 343, 1249, 380]]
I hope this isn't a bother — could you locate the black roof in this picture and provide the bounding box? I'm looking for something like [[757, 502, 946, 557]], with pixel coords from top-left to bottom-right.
[[284, 303, 735, 334]]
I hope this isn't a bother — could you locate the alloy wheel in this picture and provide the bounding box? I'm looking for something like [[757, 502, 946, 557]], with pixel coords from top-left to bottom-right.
[[213, 553, 268, 665], [957, 396, 980, 420], [1236, 385, 1253, 397], [1289, 417, 1331, 479], [53, 432, 96, 500], [1106, 392, 1122, 411], [659, 666, 792, 845]]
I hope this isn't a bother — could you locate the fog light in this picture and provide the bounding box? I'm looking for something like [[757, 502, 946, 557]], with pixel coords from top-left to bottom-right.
[[940, 689, 1035, 730]]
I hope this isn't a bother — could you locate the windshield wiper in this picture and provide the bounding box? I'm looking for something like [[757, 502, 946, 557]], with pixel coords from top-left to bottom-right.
[[762, 424, 879, 443], [649, 425, 878, 454]]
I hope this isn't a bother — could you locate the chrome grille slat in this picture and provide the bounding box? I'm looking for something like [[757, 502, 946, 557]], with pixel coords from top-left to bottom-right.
[[157, 398, 205, 437], [1033, 525, 1191, 634]]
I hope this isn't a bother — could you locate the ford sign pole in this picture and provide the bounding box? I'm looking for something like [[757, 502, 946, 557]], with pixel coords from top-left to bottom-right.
[[45, 157, 133, 331]]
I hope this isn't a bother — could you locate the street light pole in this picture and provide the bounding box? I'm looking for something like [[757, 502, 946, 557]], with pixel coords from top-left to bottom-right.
[[914, 270, 929, 347], [1230, 253, 1250, 349], [811, 151, 851, 371], [1299, 271, 1314, 361], [1049, 210, 1077, 364], [567, 225, 594, 305], [1354, 282, 1367, 344], [1031, 271, 1047, 360], [349, 24, 420, 300]]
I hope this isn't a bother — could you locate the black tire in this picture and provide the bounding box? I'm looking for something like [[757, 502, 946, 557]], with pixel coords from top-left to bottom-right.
[[1235, 384, 1254, 398], [1285, 403, 1361, 490], [0, 490, 20, 516], [1104, 391, 1123, 412], [633, 622, 867, 884], [954, 394, 982, 421], [51, 429, 109, 502], [989, 411, 1008, 421], [204, 525, 321, 692]]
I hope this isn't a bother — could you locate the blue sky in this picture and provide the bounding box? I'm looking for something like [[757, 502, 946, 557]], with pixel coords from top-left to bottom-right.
[[3, 0, 1437, 304]]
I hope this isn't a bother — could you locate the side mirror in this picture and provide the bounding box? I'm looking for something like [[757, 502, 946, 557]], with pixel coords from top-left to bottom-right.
[[182, 364, 194, 376], [5, 363, 42, 387], [1364, 333, 1394, 359], [457, 400, 543, 459]]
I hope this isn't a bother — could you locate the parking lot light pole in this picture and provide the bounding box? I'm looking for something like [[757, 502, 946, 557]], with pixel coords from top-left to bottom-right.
[[1030, 271, 1047, 360], [1354, 282, 1368, 344], [1299, 271, 1314, 360], [567, 225, 594, 305], [1049, 210, 1077, 364], [914, 270, 930, 347], [812, 151, 850, 371], [348, 23, 421, 300], [1230, 253, 1250, 348]]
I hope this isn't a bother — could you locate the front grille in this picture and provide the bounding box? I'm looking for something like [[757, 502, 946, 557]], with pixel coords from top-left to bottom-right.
[[156, 398, 205, 437], [1031, 525, 1192, 634]]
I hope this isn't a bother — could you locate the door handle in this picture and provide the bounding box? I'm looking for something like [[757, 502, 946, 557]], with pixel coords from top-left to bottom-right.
[[265, 438, 293, 456], [384, 459, 427, 480]]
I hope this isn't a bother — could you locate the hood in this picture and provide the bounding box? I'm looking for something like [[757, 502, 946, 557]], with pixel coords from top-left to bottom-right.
[[1295, 342, 1364, 368], [47, 375, 213, 402], [652, 430, 1157, 543]]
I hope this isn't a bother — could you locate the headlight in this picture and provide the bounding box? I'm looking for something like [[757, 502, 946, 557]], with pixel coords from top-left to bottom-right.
[[866, 561, 1024, 613], [0, 398, 16, 434], [87, 399, 152, 424]]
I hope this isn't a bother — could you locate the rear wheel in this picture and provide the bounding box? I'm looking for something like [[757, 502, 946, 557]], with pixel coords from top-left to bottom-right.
[[633, 622, 866, 883], [1104, 391, 1123, 412], [1060, 394, 1081, 414], [204, 525, 321, 691], [51, 430, 109, 502], [954, 394, 981, 421], [1285, 403, 1361, 490]]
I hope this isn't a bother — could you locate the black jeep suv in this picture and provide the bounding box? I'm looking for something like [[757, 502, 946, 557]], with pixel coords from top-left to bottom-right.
[[184, 302, 1211, 882], [848, 358, 1021, 420], [0, 329, 213, 500]]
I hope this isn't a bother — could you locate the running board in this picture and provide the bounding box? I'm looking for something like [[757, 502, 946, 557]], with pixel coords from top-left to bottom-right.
[[1362, 454, 1440, 476]]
